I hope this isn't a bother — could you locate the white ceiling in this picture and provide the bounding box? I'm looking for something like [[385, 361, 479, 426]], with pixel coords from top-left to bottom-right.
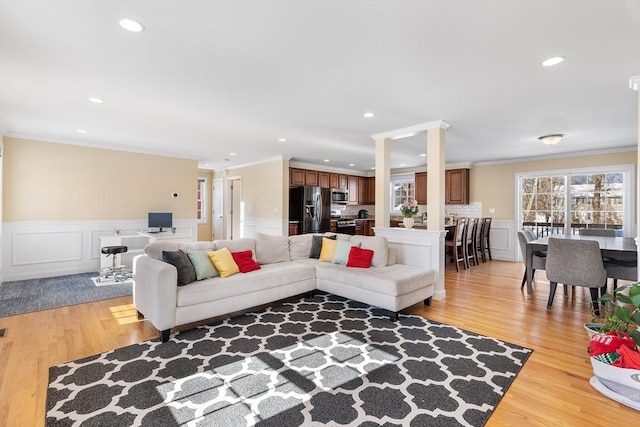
[[1, 1, 639, 173]]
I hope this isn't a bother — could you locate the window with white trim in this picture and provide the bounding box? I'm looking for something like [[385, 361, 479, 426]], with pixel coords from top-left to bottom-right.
[[197, 177, 207, 223], [390, 174, 415, 213]]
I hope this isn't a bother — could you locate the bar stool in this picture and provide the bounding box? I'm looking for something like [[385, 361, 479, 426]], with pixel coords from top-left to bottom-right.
[[97, 245, 131, 282], [481, 217, 492, 261]]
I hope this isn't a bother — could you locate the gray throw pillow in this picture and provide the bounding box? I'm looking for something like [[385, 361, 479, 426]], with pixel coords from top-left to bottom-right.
[[310, 234, 336, 259], [162, 249, 196, 286]]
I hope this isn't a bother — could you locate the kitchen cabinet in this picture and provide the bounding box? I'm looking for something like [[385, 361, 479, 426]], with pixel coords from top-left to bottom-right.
[[305, 170, 319, 186], [415, 172, 427, 204], [330, 220, 337, 233], [390, 220, 403, 228], [329, 173, 339, 188], [339, 174, 348, 188], [318, 171, 330, 188], [288, 222, 299, 236], [446, 168, 470, 204], [355, 220, 365, 236], [358, 177, 368, 204], [367, 177, 375, 204], [290, 168, 305, 186], [348, 176, 358, 204], [364, 220, 374, 236]]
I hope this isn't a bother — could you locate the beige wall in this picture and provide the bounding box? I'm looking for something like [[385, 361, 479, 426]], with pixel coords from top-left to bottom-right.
[[197, 169, 214, 240], [3, 137, 198, 222], [228, 158, 287, 221], [471, 151, 637, 220]]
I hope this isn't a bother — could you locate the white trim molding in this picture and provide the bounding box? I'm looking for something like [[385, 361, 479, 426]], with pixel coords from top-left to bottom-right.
[[371, 120, 451, 141]]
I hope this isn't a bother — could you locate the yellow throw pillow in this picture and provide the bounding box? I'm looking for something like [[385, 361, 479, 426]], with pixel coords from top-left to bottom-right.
[[208, 247, 239, 278], [318, 237, 338, 262]]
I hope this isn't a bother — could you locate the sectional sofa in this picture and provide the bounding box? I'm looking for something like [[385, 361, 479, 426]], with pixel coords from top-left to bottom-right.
[[133, 232, 435, 342]]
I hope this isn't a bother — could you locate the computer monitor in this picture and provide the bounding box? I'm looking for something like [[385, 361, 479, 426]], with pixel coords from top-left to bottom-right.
[[148, 212, 172, 232]]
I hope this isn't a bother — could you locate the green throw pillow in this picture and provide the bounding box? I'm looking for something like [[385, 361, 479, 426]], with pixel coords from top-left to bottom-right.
[[332, 240, 361, 265], [187, 251, 219, 280]]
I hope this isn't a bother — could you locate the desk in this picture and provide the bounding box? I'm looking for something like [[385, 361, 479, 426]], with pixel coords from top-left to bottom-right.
[[137, 231, 193, 242], [525, 234, 637, 297]]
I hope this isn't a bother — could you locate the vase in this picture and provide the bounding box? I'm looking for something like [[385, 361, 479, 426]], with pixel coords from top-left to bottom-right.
[[584, 322, 603, 339], [403, 217, 415, 229]]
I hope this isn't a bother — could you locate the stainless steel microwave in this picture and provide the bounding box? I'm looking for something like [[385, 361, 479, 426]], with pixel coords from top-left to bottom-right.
[[331, 188, 349, 204]]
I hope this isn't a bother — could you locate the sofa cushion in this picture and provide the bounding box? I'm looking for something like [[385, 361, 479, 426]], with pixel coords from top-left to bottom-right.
[[145, 241, 180, 260], [208, 247, 240, 278], [186, 251, 219, 280], [213, 238, 257, 260], [332, 240, 361, 265], [254, 233, 291, 265], [162, 249, 196, 286], [315, 263, 434, 297], [232, 250, 261, 273], [346, 246, 374, 268], [349, 235, 389, 267], [289, 234, 314, 260], [178, 241, 217, 253], [310, 234, 335, 259], [176, 262, 316, 307]]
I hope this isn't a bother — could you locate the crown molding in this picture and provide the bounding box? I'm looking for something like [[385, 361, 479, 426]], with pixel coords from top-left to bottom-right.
[[371, 120, 450, 141], [473, 145, 637, 167]]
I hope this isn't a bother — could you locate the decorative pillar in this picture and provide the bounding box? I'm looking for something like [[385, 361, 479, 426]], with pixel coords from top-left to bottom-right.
[[630, 75, 640, 280], [426, 126, 448, 231], [374, 138, 391, 228]]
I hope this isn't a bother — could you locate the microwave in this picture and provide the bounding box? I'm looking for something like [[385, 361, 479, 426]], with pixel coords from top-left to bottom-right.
[[331, 188, 349, 204]]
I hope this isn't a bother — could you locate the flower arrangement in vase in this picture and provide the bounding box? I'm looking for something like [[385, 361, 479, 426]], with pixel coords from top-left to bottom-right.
[[400, 199, 419, 229]]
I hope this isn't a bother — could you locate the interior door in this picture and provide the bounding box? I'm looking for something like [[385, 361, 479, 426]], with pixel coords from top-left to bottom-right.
[[213, 178, 223, 239], [230, 178, 242, 240]]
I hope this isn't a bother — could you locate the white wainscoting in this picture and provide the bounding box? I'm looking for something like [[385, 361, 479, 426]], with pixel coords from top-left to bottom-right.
[[2, 219, 197, 281], [488, 219, 518, 262], [241, 217, 288, 238]]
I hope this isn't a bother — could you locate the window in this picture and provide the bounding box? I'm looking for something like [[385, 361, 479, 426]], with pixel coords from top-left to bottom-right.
[[390, 174, 415, 212], [197, 177, 207, 223], [518, 166, 633, 237]]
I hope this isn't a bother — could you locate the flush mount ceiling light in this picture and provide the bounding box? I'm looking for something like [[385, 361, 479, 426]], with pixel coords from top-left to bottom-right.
[[363, 112, 375, 118], [119, 18, 145, 33], [419, 153, 426, 157], [349, 163, 355, 167], [88, 97, 104, 104], [76, 129, 87, 134], [542, 56, 565, 67], [538, 134, 565, 145], [278, 138, 287, 142]]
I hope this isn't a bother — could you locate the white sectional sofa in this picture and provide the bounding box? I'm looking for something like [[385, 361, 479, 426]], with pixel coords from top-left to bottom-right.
[[133, 233, 435, 342]]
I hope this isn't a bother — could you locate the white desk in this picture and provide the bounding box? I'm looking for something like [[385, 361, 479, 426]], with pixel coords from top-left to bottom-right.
[[136, 231, 193, 242], [100, 232, 194, 268]]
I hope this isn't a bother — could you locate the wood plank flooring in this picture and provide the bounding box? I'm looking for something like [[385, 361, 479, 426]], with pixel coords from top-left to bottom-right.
[[0, 260, 637, 426]]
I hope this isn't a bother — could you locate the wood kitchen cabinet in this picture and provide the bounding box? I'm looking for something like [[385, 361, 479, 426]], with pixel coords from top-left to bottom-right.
[[446, 168, 470, 204], [290, 168, 305, 186], [318, 171, 330, 188], [330, 220, 337, 233], [367, 177, 375, 204], [305, 170, 319, 186], [288, 222, 299, 236], [358, 177, 368, 204], [355, 220, 365, 236], [415, 172, 427, 204], [364, 220, 374, 236], [329, 173, 340, 188], [339, 174, 348, 188], [348, 176, 358, 204]]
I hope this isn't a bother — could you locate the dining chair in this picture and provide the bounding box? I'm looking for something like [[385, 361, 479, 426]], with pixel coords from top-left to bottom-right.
[[545, 238, 607, 314], [481, 217, 492, 261], [474, 218, 485, 263], [579, 228, 616, 237], [464, 218, 477, 268], [517, 231, 546, 289], [445, 217, 467, 272]]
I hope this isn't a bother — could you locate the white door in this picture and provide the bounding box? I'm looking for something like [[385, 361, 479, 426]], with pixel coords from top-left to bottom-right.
[[231, 179, 243, 239], [213, 179, 223, 239]]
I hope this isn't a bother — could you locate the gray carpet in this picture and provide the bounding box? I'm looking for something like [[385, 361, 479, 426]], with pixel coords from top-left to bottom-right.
[[0, 272, 132, 317], [47, 293, 532, 426]]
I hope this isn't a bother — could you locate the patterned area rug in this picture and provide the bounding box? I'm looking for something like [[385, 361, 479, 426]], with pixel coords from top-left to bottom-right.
[[46, 294, 532, 426]]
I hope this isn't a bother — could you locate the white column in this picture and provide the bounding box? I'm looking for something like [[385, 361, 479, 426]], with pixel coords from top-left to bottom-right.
[[426, 127, 446, 231], [374, 138, 391, 228], [630, 76, 640, 280]]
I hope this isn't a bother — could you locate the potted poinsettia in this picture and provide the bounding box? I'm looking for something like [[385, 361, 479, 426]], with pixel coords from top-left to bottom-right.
[[587, 283, 640, 410]]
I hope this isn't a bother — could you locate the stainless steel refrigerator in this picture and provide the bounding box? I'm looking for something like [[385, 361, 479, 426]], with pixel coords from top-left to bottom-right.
[[289, 186, 331, 234]]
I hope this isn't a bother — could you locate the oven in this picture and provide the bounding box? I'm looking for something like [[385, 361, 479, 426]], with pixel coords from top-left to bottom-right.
[[336, 219, 356, 235]]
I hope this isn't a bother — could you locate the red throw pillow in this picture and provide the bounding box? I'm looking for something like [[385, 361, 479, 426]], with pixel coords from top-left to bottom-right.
[[346, 247, 374, 268], [231, 250, 261, 273]]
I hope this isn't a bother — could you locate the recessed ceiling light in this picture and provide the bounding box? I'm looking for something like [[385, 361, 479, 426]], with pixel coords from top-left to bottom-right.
[[371, 167, 375, 170], [542, 56, 565, 67], [278, 138, 287, 142], [119, 18, 145, 33], [419, 153, 427, 157], [324, 159, 330, 162], [363, 112, 375, 118], [88, 97, 104, 104], [230, 152, 237, 156], [400, 163, 406, 167], [76, 129, 87, 134], [349, 163, 355, 167], [204, 163, 210, 167]]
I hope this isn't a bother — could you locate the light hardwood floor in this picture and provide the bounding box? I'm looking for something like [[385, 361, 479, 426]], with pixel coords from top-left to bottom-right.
[[0, 260, 636, 426]]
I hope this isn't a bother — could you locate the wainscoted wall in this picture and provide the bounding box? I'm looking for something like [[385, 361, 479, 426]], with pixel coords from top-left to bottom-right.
[[2, 219, 197, 281], [488, 219, 518, 262], [240, 217, 288, 238]]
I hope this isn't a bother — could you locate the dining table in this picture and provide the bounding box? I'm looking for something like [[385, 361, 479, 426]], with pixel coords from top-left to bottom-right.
[[524, 234, 638, 297]]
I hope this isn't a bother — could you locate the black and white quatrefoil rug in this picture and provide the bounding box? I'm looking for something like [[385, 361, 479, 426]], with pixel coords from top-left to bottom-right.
[[46, 294, 532, 426]]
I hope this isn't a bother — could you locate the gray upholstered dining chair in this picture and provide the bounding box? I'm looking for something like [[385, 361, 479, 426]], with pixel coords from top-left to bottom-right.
[[579, 228, 616, 237], [545, 238, 607, 313], [517, 231, 546, 289]]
